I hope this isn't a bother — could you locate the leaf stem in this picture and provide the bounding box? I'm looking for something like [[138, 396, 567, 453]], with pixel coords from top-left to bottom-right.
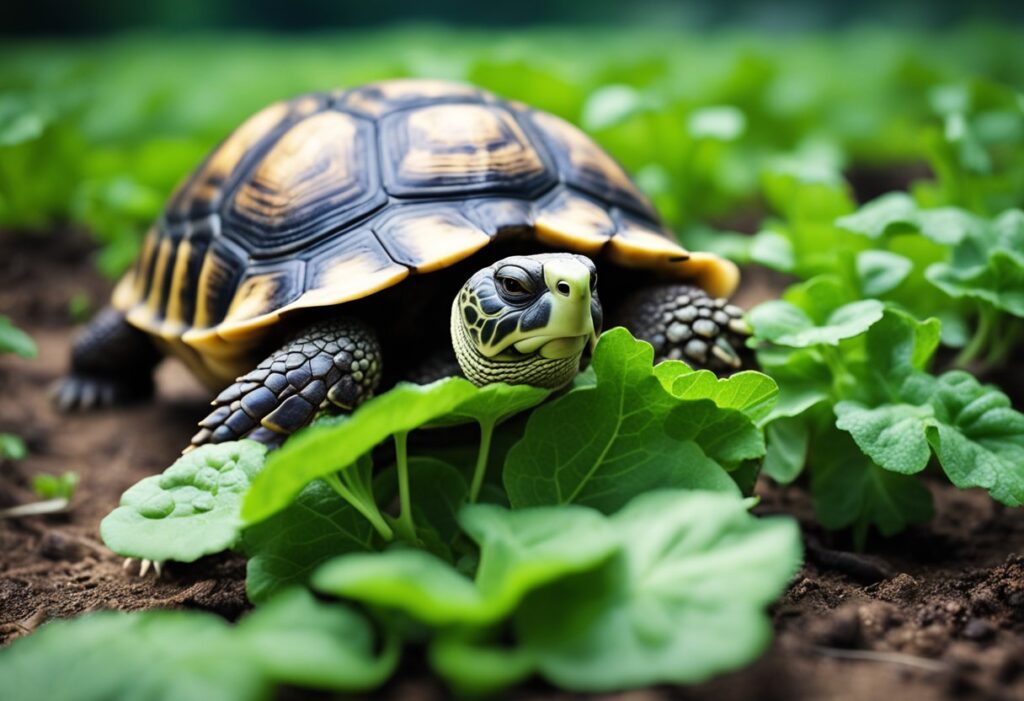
[[983, 316, 1022, 368], [469, 420, 495, 503], [955, 304, 996, 368], [393, 431, 417, 542], [323, 472, 393, 541]]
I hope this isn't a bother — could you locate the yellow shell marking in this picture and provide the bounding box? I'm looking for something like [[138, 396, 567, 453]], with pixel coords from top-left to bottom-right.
[[160, 239, 193, 338], [232, 111, 361, 227], [534, 192, 616, 253], [396, 104, 544, 181], [175, 101, 289, 215], [380, 212, 491, 273], [144, 237, 174, 316], [531, 111, 642, 198]]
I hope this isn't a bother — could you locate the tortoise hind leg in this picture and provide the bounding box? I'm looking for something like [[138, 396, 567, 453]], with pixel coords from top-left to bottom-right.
[[52, 306, 163, 410], [612, 284, 752, 371], [189, 318, 381, 451]]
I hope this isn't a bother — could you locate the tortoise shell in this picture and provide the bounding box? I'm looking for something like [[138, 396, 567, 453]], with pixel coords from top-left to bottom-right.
[[111, 79, 738, 386]]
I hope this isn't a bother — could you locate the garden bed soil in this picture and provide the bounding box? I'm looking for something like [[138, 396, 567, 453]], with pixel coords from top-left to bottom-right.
[[2, 231, 1023, 701]]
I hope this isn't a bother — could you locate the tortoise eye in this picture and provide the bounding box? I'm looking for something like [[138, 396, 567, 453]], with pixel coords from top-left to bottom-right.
[[500, 277, 528, 295], [495, 266, 533, 300]]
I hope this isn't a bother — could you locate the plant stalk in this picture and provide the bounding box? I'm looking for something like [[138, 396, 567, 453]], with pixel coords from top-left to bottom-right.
[[393, 431, 417, 541], [323, 472, 393, 541], [469, 421, 495, 503]]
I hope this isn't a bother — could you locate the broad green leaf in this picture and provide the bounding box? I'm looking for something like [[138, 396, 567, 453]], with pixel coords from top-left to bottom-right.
[[429, 383, 550, 428], [504, 328, 738, 512], [748, 299, 884, 348], [762, 417, 810, 484], [430, 635, 536, 696], [236, 588, 398, 691], [857, 250, 913, 296], [375, 457, 469, 557], [664, 400, 766, 468], [313, 503, 616, 626], [516, 490, 802, 691], [669, 370, 778, 423], [0, 609, 259, 701], [0, 590, 394, 699], [242, 479, 375, 604], [0, 315, 37, 358], [101, 441, 267, 562], [242, 378, 477, 524], [836, 191, 919, 239], [864, 308, 941, 382], [687, 106, 746, 141], [810, 431, 934, 545]]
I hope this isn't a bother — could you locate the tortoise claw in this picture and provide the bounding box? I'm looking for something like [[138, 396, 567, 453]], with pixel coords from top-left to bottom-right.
[[122, 557, 163, 578], [51, 374, 150, 412]]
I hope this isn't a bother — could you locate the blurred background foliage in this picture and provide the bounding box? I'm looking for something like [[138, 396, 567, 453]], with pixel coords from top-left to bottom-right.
[[2, 12, 1024, 278]]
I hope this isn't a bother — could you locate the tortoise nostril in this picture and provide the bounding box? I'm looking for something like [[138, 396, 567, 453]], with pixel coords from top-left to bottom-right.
[[556, 281, 572, 296]]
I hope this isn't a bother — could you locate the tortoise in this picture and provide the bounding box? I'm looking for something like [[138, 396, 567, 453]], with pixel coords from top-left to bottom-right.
[[53, 79, 749, 451]]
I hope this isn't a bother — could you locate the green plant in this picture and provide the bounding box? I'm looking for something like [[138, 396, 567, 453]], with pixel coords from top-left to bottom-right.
[[86, 328, 799, 694], [32, 471, 79, 501]]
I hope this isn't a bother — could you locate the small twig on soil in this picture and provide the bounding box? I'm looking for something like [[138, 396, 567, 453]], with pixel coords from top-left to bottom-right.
[[808, 645, 949, 673], [805, 537, 895, 583], [0, 498, 70, 519]]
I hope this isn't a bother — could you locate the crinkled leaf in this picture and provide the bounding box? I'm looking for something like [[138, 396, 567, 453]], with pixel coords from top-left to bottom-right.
[[836, 193, 977, 245], [242, 478, 375, 604], [748, 299, 884, 348], [516, 490, 802, 691], [101, 441, 266, 562], [664, 400, 765, 468], [504, 328, 738, 512], [0, 315, 37, 358], [242, 378, 476, 524], [313, 503, 616, 626], [837, 370, 1024, 507]]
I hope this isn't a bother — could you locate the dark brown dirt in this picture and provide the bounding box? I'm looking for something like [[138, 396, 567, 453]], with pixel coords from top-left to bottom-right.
[[2, 232, 1023, 701]]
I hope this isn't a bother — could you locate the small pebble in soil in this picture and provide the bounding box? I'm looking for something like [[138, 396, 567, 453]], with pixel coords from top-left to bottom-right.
[[962, 618, 995, 642], [38, 532, 84, 562]]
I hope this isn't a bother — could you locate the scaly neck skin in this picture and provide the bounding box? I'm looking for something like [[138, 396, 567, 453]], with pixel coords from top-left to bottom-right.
[[450, 298, 583, 389]]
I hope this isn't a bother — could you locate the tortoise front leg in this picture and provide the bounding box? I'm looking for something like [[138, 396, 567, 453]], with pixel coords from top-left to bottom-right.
[[612, 284, 751, 371], [52, 306, 163, 410], [189, 318, 381, 451]]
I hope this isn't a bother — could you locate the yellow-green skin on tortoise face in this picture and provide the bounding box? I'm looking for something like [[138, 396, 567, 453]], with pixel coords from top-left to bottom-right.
[[111, 79, 739, 388]]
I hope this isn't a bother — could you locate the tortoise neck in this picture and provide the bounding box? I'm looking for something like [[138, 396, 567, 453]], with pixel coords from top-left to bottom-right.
[[450, 297, 580, 390]]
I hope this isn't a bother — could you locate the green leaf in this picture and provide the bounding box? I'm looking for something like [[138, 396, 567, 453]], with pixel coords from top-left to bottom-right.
[[32, 471, 78, 501], [504, 328, 739, 512], [864, 308, 941, 382], [926, 209, 1024, 317], [101, 441, 266, 562], [242, 479, 375, 604], [926, 371, 1024, 506], [0, 433, 27, 461], [668, 369, 779, 423], [516, 490, 802, 691], [836, 191, 919, 239], [236, 588, 398, 692], [836, 369, 1024, 507], [810, 430, 934, 543], [687, 106, 746, 141], [748, 299, 884, 348], [429, 382, 550, 429], [857, 250, 913, 296], [0, 589, 394, 699], [375, 457, 469, 557], [430, 634, 536, 696], [763, 417, 810, 484], [242, 378, 477, 525], [0, 315, 37, 358], [313, 503, 616, 626]]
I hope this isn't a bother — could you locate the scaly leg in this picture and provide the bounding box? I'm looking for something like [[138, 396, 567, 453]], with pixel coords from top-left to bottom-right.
[[613, 284, 751, 371], [52, 306, 163, 410], [189, 318, 381, 451]]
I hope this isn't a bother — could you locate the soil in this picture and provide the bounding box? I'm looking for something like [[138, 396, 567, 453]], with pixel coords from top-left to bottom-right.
[[2, 231, 1023, 701]]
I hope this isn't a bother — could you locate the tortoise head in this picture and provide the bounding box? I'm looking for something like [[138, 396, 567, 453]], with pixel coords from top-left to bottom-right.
[[451, 253, 602, 389]]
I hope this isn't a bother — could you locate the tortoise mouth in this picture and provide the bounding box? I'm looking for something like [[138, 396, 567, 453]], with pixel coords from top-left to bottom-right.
[[513, 333, 592, 359]]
